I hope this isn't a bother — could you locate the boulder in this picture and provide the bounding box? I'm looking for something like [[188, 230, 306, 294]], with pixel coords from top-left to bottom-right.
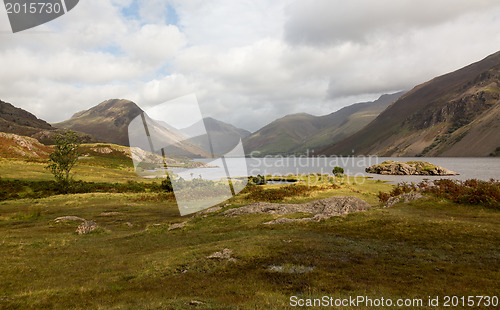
[[207, 248, 237, 262], [223, 196, 371, 224], [385, 192, 424, 208], [76, 220, 98, 235], [168, 221, 187, 231]]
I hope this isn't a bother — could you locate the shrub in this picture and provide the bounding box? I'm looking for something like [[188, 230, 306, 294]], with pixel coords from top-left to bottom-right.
[[45, 131, 81, 190], [377, 179, 499, 209], [332, 166, 344, 177], [248, 175, 267, 185], [161, 177, 174, 192], [245, 184, 318, 202]]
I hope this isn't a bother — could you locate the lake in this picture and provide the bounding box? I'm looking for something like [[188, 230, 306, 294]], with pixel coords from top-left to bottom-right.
[[171, 157, 500, 184]]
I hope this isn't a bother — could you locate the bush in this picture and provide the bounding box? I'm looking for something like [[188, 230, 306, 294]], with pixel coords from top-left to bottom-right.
[[377, 179, 499, 209], [245, 184, 318, 202], [248, 175, 267, 185], [161, 177, 174, 192], [332, 166, 344, 177], [0, 178, 174, 201]]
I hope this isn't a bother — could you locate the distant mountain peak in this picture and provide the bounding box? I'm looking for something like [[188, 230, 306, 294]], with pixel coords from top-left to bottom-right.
[[53, 99, 143, 147]]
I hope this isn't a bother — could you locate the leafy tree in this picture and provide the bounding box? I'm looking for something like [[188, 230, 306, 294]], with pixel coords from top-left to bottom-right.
[[161, 176, 174, 192], [332, 166, 344, 177], [46, 131, 81, 187]]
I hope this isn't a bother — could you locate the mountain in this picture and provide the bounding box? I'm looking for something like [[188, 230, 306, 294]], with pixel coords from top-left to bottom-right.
[[53, 99, 143, 147], [320, 51, 500, 157], [54, 99, 214, 158], [242, 92, 404, 156], [181, 117, 251, 156], [0, 99, 94, 144]]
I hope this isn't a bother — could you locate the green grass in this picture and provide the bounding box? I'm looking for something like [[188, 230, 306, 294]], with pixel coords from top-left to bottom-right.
[[0, 154, 498, 309], [0, 187, 498, 309]]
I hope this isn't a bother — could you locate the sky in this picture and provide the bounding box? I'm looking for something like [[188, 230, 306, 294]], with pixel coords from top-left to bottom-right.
[[1, 0, 500, 132]]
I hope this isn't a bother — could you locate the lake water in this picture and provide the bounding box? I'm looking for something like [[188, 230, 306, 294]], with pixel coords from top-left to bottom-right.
[[173, 157, 500, 184]]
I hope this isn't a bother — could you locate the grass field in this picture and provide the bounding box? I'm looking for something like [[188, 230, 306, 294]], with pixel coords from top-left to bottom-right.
[[0, 155, 499, 309]]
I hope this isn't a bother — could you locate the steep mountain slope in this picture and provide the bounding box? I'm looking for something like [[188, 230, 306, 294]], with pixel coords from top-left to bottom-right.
[[0, 100, 94, 144], [243, 92, 404, 155], [0, 100, 52, 133], [54, 99, 211, 158], [320, 51, 500, 157], [182, 117, 251, 156], [53, 99, 143, 146]]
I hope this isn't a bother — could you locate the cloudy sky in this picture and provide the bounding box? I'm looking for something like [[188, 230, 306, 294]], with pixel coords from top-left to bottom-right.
[[1, 0, 500, 131]]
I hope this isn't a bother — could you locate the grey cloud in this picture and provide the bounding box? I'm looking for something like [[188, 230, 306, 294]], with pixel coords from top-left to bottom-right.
[[284, 0, 500, 46]]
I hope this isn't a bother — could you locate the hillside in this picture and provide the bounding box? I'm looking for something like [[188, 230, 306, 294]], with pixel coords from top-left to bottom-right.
[[0, 100, 94, 145], [53, 99, 143, 147], [243, 92, 404, 156], [0, 132, 52, 159], [182, 117, 251, 156], [320, 51, 500, 157]]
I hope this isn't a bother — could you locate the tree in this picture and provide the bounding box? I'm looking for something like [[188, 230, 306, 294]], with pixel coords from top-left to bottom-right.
[[332, 166, 344, 177], [46, 131, 81, 186]]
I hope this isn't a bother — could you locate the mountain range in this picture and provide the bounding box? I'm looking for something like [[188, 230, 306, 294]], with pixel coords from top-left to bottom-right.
[[1, 50, 499, 158], [320, 51, 500, 157], [53, 99, 250, 158], [242, 92, 404, 155]]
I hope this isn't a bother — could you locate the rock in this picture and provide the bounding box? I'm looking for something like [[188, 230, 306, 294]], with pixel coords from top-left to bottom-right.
[[192, 206, 222, 217], [207, 248, 236, 262], [267, 264, 315, 274], [386, 196, 400, 208], [168, 221, 187, 231], [223, 196, 371, 224], [100, 212, 121, 216], [366, 161, 458, 176], [76, 220, 98, 234], [125, 222, 133, 228], [385, 192, 424, 208], [54, 216, 85, 222], [189, 300, 204, 306]]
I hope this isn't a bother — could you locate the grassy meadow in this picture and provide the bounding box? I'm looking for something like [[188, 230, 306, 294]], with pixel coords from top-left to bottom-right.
[[0, 149, 499, 309]]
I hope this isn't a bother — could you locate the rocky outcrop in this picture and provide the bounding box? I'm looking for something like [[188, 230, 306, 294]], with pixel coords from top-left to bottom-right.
[[207, 248, 237, 262], [168, 221, 187, 231], [223, 196, 371, 224], [76, 220, 98, 235], [385, 192, 424, 208], [366, 161, 458, 176]]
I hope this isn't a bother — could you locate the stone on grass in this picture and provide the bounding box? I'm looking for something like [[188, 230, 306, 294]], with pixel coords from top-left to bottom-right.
[[168, 221, 187, 231], [76, 220, 98, 235], [267, 264, 315, 274], [100, 212, 121, 216], [385, 192, 424, 208], [207, 248, 237, 262], [224, 196, 371, 224], [54, 216, 85, 222]]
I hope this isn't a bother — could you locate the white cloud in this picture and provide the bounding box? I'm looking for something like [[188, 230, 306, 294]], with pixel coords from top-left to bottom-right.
[[1, 0, 500, 132], [121, 24, 186, 63]]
